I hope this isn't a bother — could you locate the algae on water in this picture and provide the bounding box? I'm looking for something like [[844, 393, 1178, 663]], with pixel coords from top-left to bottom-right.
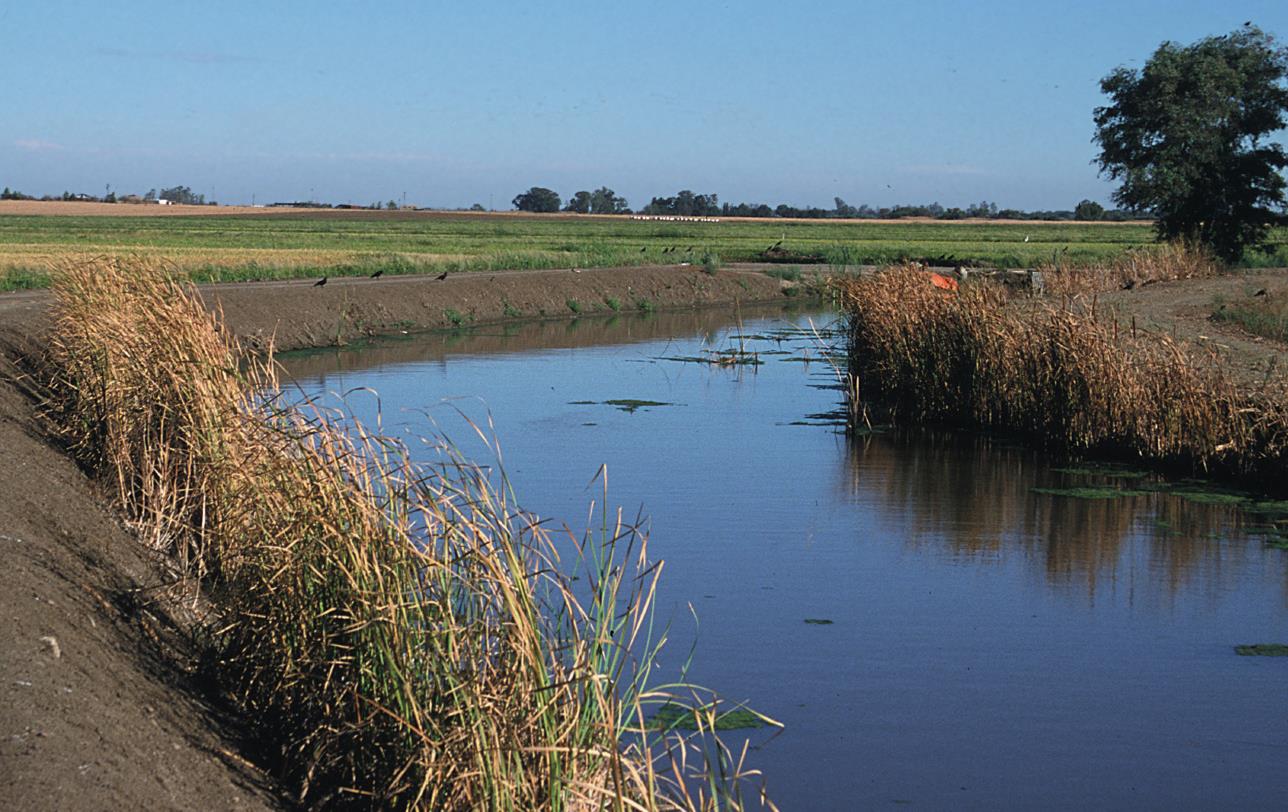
[[647, 704, 769, 731], [1234, 644, 1288, 657]]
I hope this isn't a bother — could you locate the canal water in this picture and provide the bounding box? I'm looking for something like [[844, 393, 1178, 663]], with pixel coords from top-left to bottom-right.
[[279, 303, 1288, 809]]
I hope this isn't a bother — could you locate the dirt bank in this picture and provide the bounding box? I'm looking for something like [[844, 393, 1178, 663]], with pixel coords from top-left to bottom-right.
[[0, 341, 287, 809], [0, 262, 796, 807], [0, 263, 798, 354]]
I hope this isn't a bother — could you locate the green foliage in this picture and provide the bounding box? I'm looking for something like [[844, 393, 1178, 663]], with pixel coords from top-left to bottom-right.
[[1211, 291, 1288, 342], [1094, 25, 1288, 260], [604, 296, 621, 311], [1074, 200, 1106, 221], [159, 185, 205, 205], [444, 308, 465, 326], [512, 186, 561, 213], [563, 190, 592, 214], [566, 298, 581, 314], [700, 250, 720, 275]]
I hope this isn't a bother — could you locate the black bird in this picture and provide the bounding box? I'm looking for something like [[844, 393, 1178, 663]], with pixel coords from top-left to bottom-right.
[[640, 247, 647, 253], [1254, 288, 1267, 296], [686, 246, 694, 253], [770, 240, 783, 250], [313, 276, 327, 287], [370, 269, 383, 278], [436, 271, 449, 281]]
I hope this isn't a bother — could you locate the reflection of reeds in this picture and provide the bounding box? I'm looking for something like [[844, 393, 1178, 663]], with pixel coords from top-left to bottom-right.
[[42, 257, 773, 809], [841, 430, 1259, 600], [836, 262, 1287, 491]]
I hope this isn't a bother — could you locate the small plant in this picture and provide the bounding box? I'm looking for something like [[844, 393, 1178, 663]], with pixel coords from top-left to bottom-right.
[[765, 266, 802, 282], [636, 297, 655, 313], [444, 307, 465, 326], [604, 296, 622, 312], [701, 250, 720, 275], [566, 298, 581, 314], [502, 300, 522, 318]]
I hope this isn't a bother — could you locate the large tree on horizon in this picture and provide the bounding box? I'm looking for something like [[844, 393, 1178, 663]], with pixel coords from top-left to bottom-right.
[[1093, 24, 1288, 261]]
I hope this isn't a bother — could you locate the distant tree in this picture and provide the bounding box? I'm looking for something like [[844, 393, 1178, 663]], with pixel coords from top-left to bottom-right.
[[469, 203, 486, 211], [1093, 24, 1288, 260], [1074, 199, 1106, 220], [159, 185, 204, 205], [834, 197, 858, 218], [513, 187, 561, 213], [386, 200, 398, 210], [589, 186, 630, 214], [564, 190, 592, 213]]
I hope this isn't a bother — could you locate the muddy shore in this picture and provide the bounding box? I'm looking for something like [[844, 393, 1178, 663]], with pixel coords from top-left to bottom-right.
[[1, 262, 1283, 808]]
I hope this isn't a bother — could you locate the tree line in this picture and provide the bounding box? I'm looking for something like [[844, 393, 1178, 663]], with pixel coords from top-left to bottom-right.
[[510, 186, 1132, 221], [1, 185, 208, 205]]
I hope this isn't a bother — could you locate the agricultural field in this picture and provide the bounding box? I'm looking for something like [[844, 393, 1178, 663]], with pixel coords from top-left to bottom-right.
[[1, 206, 1285, 291]]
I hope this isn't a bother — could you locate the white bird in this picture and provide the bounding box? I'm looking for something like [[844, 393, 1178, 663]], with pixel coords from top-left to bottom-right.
[[1023, 235, 1030, 243]]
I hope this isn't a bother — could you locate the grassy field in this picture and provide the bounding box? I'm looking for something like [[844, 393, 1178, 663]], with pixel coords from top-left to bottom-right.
[[2, 210, 1285, 290]]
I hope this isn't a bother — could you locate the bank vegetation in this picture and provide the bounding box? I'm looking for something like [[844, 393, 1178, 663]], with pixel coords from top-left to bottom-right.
[[39, 258, 771, 809]]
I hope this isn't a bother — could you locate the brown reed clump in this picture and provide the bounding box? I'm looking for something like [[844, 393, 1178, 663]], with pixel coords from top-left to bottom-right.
[[42, 257, 774, 809], [1040, 241, 1221, 298], [835, 263, 1288, 490]]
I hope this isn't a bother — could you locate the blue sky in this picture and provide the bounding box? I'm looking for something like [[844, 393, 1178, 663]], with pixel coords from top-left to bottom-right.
[[3, 1, 1286, 210]]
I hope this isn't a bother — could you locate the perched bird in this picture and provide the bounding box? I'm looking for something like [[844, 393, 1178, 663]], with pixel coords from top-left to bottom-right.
[[313, 276, 327, 287], [436, 271, 448, 281], [370, 269, 383, 278], [1254, 288, 1267, 296], [640, 247, 647, 253]]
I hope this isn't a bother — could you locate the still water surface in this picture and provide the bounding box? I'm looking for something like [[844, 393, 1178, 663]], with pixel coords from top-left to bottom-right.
[[280, 305, 1288, 809]]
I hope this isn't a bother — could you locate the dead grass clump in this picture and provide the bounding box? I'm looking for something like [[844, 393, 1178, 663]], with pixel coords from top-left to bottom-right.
[[1041, 241, 1221, 298], [836, 263, 1287, 489], [42, 257, 773, 809]]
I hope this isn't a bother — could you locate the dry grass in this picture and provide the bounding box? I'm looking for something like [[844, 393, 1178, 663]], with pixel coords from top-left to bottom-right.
[[41, 257, 775, 809], [836, 262, 1288, 490], [1039, 241, 1222, 298]]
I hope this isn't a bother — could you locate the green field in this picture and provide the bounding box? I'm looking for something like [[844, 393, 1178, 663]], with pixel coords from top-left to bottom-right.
[[2, 211, 1284, 291]]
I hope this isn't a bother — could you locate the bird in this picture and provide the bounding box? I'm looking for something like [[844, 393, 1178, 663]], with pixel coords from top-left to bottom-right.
[[313, 276, 327, 287], [1253, 288, 1267, 296], [640, 246, 647, 253], [435, 271, 448, 281], [370, 269, 383, 278], [1023, 235, 1030, 243]]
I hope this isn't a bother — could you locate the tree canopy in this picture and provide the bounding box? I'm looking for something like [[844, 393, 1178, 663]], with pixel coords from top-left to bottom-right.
[[512, 187, 561, 213], [1093, 25, 1288, 260]]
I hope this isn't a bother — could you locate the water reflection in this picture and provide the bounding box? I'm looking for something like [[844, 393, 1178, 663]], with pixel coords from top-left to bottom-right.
[[842, 428, 1287, 604]]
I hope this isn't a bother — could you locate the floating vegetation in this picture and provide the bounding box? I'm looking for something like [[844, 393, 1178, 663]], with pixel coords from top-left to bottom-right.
[[603, 398, 673, 413], [658, 350, 763, 367], [803, 618, 834, 625], [1051, 465, 1151, 479], [1032, 486, 1147, 500], [1234, 644, 1288, 657], [647, 704, 771, 732]]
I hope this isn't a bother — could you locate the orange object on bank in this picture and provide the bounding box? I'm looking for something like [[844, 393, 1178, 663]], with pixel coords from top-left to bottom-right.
[[929, 272, 959, 292]]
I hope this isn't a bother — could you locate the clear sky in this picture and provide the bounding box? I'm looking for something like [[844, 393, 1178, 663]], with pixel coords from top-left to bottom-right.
[[3, 1, 1286, 211]]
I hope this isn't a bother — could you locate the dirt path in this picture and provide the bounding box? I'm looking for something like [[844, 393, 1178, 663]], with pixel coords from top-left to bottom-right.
[[1091, 267, 1287, 389]]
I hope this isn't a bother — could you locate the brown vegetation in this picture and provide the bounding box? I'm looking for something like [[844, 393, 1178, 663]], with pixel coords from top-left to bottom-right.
[[836, 260, 1288, 492], [40, 257, 773, 808]]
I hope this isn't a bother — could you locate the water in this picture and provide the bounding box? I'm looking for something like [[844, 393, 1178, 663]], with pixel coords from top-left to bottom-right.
[[280, 304, 1288, 809]]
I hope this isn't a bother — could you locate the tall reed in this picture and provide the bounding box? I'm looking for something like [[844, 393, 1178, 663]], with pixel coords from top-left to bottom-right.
[[836, 263, 1287, 490], [42, 257, 773, 808]]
